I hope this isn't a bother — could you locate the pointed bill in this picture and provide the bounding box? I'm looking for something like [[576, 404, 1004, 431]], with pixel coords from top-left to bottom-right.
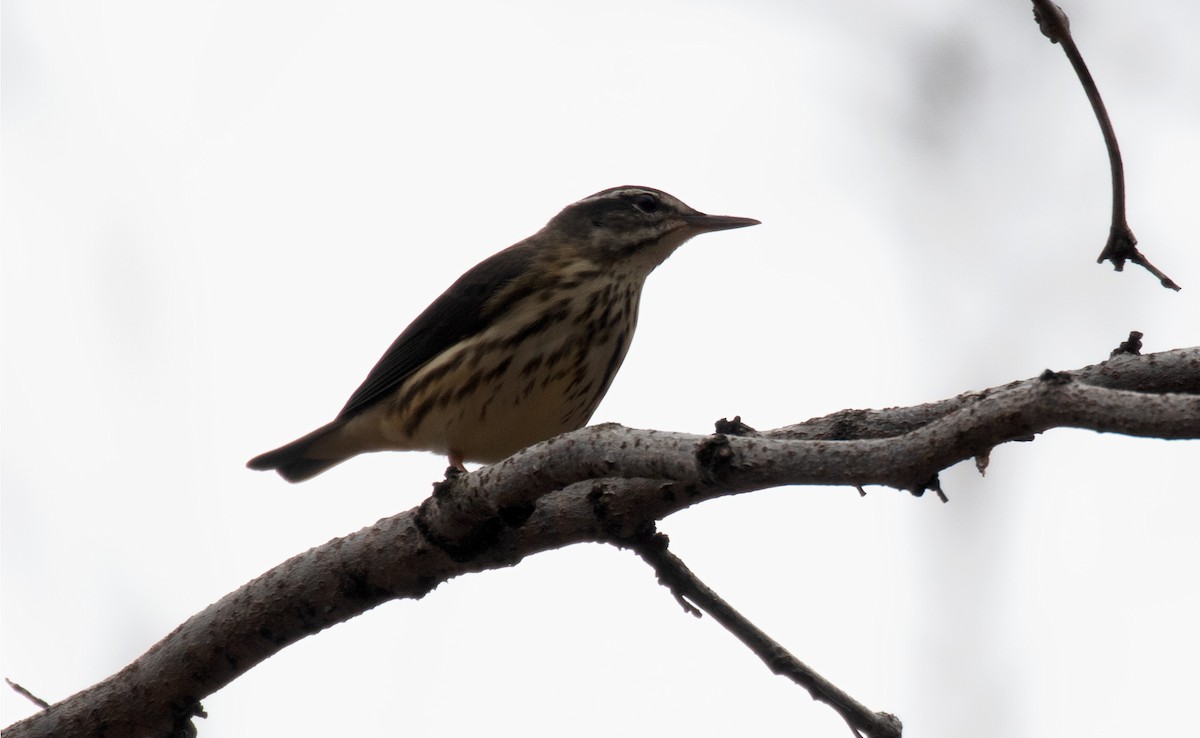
[[682, 213, 762, 233]]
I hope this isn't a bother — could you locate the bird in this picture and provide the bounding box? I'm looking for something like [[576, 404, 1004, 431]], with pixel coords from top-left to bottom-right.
[[247, 186, 759, 482]]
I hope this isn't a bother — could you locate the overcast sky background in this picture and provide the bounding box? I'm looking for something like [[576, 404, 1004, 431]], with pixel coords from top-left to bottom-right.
[[3, 1, 1198, 736]]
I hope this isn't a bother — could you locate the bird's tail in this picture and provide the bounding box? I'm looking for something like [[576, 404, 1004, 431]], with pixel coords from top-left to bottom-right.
[[246, 420, 353, 483]]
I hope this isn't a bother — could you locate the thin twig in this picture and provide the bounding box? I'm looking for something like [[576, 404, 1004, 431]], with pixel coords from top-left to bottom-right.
[[5, 679, 50, 711], [1030, 0, 1179, 290], [626, 532, 903, 738]]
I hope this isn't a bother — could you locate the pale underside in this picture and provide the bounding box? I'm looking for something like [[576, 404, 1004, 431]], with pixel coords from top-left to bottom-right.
[[310, 262, 645, 464]]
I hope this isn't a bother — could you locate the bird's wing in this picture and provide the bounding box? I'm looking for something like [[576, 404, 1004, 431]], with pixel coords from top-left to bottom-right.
[[336, 243, 536, 419]]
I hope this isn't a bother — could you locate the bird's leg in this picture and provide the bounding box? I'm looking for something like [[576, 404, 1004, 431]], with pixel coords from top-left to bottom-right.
[[442, 451, 467, 482]]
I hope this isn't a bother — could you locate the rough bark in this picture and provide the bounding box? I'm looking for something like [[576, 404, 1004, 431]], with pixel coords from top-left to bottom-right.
[[5, 347, 1198, 738]]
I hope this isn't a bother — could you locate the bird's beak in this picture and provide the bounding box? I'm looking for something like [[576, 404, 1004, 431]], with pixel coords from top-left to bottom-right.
[[682, 213, 762, 233]]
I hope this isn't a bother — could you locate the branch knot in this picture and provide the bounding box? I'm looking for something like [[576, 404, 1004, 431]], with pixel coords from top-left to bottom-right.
[[695, 434, 737, 484]]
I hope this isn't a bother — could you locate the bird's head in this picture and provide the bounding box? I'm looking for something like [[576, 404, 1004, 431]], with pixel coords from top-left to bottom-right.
[[544, 186, 760, 270]]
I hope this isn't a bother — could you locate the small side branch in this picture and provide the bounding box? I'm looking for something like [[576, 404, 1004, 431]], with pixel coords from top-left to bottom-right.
[[627, 533, 903, 738], [1030, 0, 1180, 290], [5, 679, 50, 712]]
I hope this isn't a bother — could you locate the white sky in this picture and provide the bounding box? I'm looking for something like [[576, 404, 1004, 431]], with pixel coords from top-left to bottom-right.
[[3, 1, 1198, 736]]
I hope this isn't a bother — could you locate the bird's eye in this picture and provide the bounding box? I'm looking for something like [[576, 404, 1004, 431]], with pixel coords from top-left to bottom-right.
[[632, 193, 660, 213]]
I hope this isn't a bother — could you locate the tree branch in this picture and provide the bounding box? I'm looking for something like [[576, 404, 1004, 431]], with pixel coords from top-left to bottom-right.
[[626, 532, 902, 738], [1030, 0, 1181, 290], [6, 348, 1198, 738]]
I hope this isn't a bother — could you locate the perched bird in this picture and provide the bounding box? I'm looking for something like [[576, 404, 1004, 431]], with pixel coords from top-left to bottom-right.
[[247, 186, 759, 482]]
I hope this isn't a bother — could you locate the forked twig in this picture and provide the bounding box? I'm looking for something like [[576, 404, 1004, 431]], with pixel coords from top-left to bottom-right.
[[1031, 0, 1180, 290]]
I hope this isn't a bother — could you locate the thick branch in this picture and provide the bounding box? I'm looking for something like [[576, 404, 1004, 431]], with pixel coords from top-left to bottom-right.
[[6, 348, 1198, 738]]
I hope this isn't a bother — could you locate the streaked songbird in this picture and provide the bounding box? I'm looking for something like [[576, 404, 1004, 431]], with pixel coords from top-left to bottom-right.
[[247, 186, 759, 482]]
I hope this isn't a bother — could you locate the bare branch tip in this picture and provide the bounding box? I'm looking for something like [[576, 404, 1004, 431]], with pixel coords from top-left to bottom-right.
[[974, 450, 991, 477], [1131, 252, 1183, 291], [6, 677, 50, 711], [715, 415, 759, 437], [910, 475, 948, 503], [933, 481, 949, 504], [1098, 228, 1180, 291], [1031, 0, 1070, 43], [674, 591, 704, 618], [1110, 331, 1144, 358], [876, 711, 904, 737]]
